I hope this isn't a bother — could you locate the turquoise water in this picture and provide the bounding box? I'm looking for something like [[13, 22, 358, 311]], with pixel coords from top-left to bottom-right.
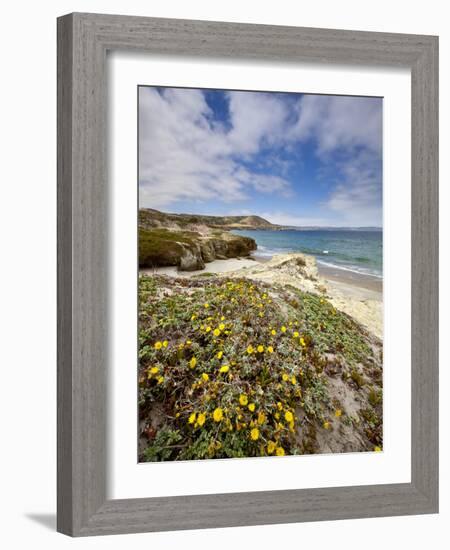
[[232, 229, 383, 278]]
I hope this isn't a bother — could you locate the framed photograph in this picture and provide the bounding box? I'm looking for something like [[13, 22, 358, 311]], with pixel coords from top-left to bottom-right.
[[57, 13, 438, 536]]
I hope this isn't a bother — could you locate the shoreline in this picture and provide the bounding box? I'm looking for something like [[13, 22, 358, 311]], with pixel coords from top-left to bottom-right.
[[317, 264, 382, 300], [142, 253, 382, 299], [140, 256, 258, 278]]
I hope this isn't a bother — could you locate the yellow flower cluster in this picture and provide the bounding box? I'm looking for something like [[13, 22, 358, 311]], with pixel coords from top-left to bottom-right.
[[239, 394, 248, 406]]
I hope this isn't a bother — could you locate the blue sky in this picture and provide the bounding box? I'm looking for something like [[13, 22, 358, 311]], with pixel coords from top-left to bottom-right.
[[139, 87, 382, 227]]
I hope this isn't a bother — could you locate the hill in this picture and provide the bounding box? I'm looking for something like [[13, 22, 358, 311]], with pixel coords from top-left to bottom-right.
[[138, 209, 258, 271], [139, 208, 276, 231]]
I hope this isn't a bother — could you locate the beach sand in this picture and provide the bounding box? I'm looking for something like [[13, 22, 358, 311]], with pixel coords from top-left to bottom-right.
[[141, 257, 258, 277], [317, 264, 382, 300], [141, 252, 383, 339]]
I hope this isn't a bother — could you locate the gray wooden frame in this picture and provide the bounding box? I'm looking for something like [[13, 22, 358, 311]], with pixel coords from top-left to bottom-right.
[[57, 12, 438, 537]]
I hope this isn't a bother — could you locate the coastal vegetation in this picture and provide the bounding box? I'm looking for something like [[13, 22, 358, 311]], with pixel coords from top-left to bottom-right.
[[139, 273, 383, 461]]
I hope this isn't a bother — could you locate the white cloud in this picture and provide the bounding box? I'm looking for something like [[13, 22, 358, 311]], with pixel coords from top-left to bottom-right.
[[139, 88, 291, 208], [290, 94, 382, 225], [139, 87, 382, 226], [291, 94, 382, 155], [227, 91, 289, 155], [324, 150, 382, 226]]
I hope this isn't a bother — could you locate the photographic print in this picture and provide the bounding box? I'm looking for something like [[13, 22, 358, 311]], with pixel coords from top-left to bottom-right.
[[138, 86, 383, 462]]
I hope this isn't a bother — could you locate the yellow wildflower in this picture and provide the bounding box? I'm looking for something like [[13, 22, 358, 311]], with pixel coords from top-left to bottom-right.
[[257, 411, 266, 425], [219, 365, 230, 373], [281, 326, 287, 333], [335, 409, 342, 417], [157, 376, 164, 384], [162, 340, 168, 348], [154, 341, 162, 350], [374, 446, 382, 452], [257, 345, 264, 353], [191, 314, 197, 321], [219, 323, 225, 331], [205, 326, 211, 333], [250, 428, 260, 441], [267, 346, 274, 353], [284, 410, 294, 423], [276, 447, 285, 456], [202, 373, 209, 382], [291, 375, 297, 385], [282, 373, 289, 382], [277, 402, 283, 411], [271, 329, 277, 336], [213, 408, 223, 422], [204, 303, 209, 308], [300, 337, 306, 347], [217, 350, 223, 359], [293, 331, 299, 338], [267, 440, 276, 454], [323, 421, 330, 430], [220, 316, 225, 321], [213, 328, 221, 337], [189, 357, 197, 369], [248, 403, 256, 412], [188, 412, 196, 424], [197, 412, 206, 427], [150, 366, 159, 374], [239, 394, 248, 406], [247, 345, 254, 354]]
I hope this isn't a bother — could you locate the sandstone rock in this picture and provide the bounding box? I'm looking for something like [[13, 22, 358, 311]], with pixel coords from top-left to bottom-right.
[[179, 246, 205, 271]]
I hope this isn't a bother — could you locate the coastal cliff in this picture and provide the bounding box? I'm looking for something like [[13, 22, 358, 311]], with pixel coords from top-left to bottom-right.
[[139, 209, 259, 271]]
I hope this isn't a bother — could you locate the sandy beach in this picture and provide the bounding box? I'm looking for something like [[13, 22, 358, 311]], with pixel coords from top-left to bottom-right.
[[141, 256, 258, 277], [141, 252, 383, 339]]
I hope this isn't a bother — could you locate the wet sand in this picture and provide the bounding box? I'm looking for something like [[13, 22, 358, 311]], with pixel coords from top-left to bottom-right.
[[317, 264, 382, 302]]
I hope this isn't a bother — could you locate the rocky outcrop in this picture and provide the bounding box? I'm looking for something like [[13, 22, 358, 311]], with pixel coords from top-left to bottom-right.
[[179, 245, 205, 271], [138, 226, 256, 271]]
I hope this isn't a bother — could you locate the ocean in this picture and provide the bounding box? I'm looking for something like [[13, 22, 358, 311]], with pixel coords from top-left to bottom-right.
[[231, 229, 383, 279]]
